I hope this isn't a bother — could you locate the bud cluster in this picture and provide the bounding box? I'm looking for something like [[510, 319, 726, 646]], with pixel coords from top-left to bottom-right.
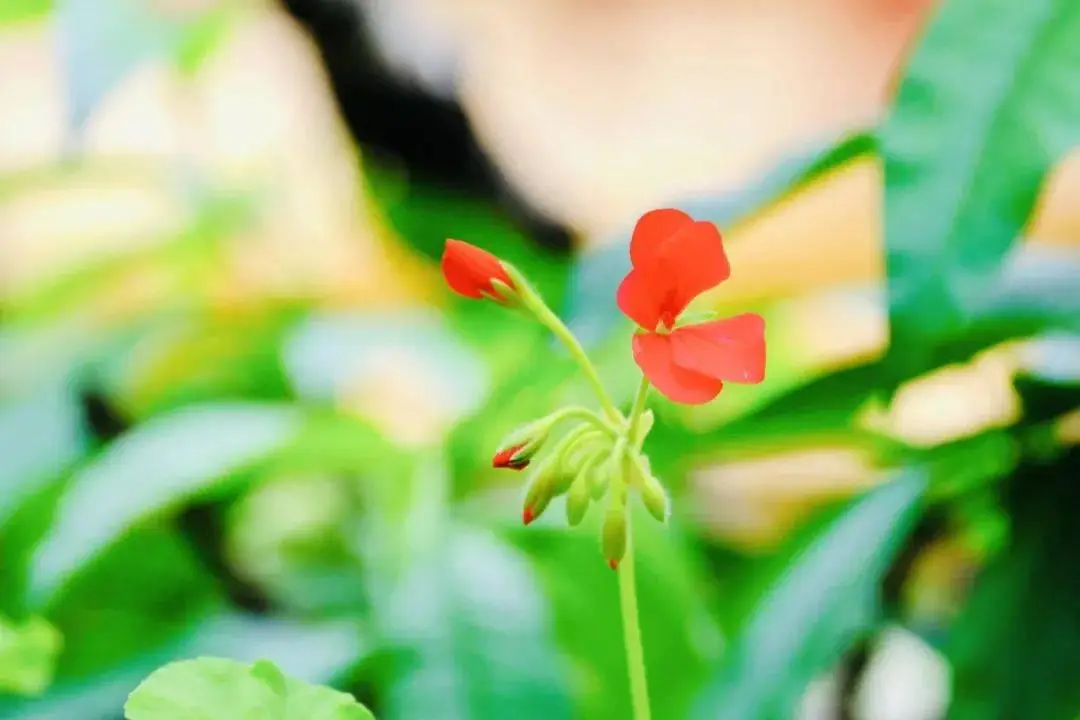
[[492, 406, 669, 569]]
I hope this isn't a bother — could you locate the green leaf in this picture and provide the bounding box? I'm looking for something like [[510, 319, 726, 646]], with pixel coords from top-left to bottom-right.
[[0, 0, 51, 24], [0, 616, 62, 696], [0, 613, 365, 720], [47, 527, 220, 679], [370, 525, 573, 719], [124, 657, 373, 720], [27, 403, 301, 605], [564, 129, 874, 346], [694, 470, 928, 720], [0, 381, 86, 525], [881, 0, 1080, 372], [947, 448, 1080, 720]]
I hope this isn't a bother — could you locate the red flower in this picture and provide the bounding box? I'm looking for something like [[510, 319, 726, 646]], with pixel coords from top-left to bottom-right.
[[441, 239, 515, 303], [616, 209, 766, 405]]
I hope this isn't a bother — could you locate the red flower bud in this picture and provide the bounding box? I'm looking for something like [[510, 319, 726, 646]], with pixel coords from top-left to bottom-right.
[[523, 507, 536, 525], [441, 239, 516, 304], [493, 444, 531, 471], [608, 559, 619, 571]]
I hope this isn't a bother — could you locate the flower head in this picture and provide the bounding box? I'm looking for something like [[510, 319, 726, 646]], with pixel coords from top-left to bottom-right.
[[441, 239, 516, 304], [617, 209, 766, 405]]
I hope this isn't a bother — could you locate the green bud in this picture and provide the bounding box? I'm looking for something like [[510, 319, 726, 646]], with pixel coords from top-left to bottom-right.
[[561, 429, 604, 473], [565, 474, 592, 526], [639, 473, 670, 523], [588, 462, 610, 500], [522, 454, 564, 524], [601, 502, 627, 569]]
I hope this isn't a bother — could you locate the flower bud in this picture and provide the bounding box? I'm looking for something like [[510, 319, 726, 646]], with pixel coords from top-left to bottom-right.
[[521, 456, 562, 525], [442, 239, 518, 306], [639, 473, 670, 523], [589, 466, 610, 500], [601, 500, 627, 569], [565, 466, 593, 527], [626, 452, 668, 523], [492, 415, 560, 471]]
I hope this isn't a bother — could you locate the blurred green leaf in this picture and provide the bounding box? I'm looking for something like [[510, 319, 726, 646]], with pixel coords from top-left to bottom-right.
[[365, 167, 570, 303], [0, 382, 87, 525], [564, 129, 874, 346], [282, 310, 488, 420], [512, 518, 717, 720], [373, 525, 573, 720], [0, 613, 366, 720], [0, 0, 51, 24], [175, 3, 239, 76], [47, 527, 220, 680], [101, 308, 299, 419], [881, 0, 1080, 373], [947, 448, 1080, 720], [27, 403, 302, 606], [0, 616, 62, 696], [919, 430, 1020, 501], [124, 657, 373, 720], [695, 470, 927, 720]]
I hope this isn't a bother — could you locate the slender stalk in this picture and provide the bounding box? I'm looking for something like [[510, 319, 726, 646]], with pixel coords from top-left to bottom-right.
[[619, 508, 651, 720], [626, 375, 651, 449], [505, 265, 622, 422], [534, 302, 622, 422], [620, 375, 652, 720]]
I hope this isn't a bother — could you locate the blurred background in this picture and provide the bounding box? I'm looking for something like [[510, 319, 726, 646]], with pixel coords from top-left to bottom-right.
[[1, 0, 1079, 718]]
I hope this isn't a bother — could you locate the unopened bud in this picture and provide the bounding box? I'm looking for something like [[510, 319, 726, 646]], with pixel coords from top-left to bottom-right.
[[639, 474, 670, 523], [565, 471, 592, 527], [522, 458, 560, 524], [493, 416, 559, 471], [601, 502, 627, 569], [588, 462, 610, 500]]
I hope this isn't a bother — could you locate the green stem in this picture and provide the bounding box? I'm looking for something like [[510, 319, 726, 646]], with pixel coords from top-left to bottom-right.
[[626, 375, 651, 449], [619, 374, 652, 720], [618, 512, 651, 720], [552, 406, 621, 438], [507, 266, 622, 422]]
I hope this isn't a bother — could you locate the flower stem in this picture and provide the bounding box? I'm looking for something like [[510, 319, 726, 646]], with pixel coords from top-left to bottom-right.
[[508, 267, 621, 422], [627, 375, 651, 449], [619, 517, 651, 720], [620, 374, 652, 720]]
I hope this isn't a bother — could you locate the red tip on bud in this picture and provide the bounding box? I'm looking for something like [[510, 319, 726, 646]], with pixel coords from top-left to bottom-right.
[[441, 239, 515, 304], [523, 507, 535, 525], [493, 444, 530, 471], [608, 559, 619, 570]]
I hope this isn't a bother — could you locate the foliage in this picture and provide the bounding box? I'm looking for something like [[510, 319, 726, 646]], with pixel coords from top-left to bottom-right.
[[124, 657, 374, 719], [0, 0, 1079, 717]]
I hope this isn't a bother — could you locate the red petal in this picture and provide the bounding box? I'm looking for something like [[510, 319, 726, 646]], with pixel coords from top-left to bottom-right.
[[669, 313, 766, 384], [632, 332, 724, 405], [619, 213, 731, 329], [659, 222, 731, 321], [616, 267, 669, 331], [629, 209, 694, 268], [441, 239, 513, 300]]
